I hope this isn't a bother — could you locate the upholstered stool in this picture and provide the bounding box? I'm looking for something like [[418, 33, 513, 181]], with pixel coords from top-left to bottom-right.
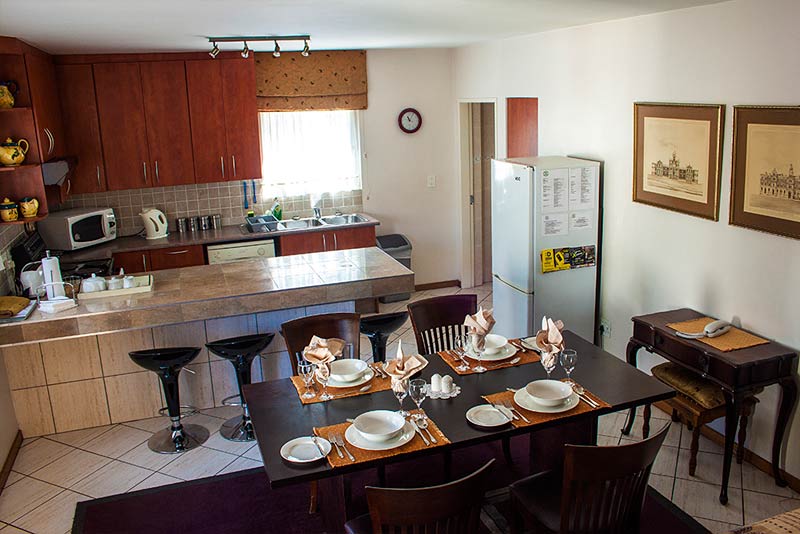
[[128, 347, 209, 454], [359, 312, 408, 363], [206, 333, 275, 442], [645, 362, 760, 476]]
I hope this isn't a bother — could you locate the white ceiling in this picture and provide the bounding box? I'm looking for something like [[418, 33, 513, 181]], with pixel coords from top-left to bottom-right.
[[0, 0, 726, 55]]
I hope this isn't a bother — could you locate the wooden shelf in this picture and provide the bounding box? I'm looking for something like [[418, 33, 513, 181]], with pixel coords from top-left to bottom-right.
[[0, 164, 39, 173], [0, 214, 47, 225], [0, 106, 32, 113]]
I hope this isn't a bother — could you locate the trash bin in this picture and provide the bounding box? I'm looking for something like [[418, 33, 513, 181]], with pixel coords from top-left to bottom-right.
[[376, 234, 412, 303]]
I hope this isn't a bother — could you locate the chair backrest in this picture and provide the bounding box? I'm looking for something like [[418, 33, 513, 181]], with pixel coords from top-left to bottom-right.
[[281, 312, 361, 375], [365, 459, 494, 534], [559, 423, 670, 534], [407, 294, 478, 354]]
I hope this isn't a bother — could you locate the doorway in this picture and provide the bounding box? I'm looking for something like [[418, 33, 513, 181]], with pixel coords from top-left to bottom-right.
[[458, 101, 496, 289]]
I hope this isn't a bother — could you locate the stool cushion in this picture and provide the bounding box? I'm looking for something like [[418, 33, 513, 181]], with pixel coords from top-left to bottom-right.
[[359, 312, 409, 335], [509, 469, 562, 533], [652, 363, 725, 410]]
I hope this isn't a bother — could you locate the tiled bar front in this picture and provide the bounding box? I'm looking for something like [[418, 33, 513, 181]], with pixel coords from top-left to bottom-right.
[[0, 302, 354, 437]]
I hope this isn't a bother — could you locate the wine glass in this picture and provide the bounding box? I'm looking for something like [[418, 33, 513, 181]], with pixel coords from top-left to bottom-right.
[[453, 334, 471, 372], [560, 349, 577, 384], [297, 360, 316, 399], [317, 364, 333, 401], [470, 333, 487, 373], [409, 379, 427, 420], [393, 378, 409, 417], [541, 352, 557, 379]]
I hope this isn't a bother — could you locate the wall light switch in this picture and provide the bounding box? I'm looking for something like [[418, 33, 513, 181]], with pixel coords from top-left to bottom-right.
[[427, 175, 437, 188]]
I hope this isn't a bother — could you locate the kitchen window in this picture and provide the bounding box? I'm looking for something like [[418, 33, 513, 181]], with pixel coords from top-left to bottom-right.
[[259, 110, 363, 197]]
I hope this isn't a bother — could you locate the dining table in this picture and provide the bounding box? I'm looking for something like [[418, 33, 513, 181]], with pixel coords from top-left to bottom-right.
[[244, 330, 675, 532]]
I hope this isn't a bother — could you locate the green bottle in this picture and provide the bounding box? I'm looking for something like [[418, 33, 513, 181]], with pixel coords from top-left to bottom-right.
[[270, 198, 282, 221]]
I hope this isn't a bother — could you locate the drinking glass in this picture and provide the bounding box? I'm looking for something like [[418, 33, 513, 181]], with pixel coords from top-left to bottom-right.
[[317, 365, 333, 401], [453, 334, 471, 372], [470, 333, 487, 373], [541, 352, 557, 379], [297, 361, 316, 399], [341, 342, 353, 360], [409, 379, 427, 420], [393, 378, 409, 417], [560, 349, 578, 384]]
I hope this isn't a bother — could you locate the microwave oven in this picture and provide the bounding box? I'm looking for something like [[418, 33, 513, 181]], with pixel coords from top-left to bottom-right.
[[37, 207, 117, 251]]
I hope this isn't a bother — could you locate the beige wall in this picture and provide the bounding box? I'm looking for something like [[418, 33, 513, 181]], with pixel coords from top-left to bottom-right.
[[362, 49, 459, 285], [454, 0, 800, 477]]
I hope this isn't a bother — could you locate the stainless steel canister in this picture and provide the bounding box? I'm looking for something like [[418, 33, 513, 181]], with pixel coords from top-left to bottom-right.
[[188, 216, 199, 232], [199, 215, 211, 231], [175, 217, 188, 233], [211, 214, 222, 229]]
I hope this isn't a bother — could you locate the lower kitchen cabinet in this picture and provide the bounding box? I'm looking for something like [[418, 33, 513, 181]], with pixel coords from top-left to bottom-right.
[[112, 250, 150, 274], [278, 226, 376, 256], [112, 245, 205, 273], [330, 226, 377, 250]]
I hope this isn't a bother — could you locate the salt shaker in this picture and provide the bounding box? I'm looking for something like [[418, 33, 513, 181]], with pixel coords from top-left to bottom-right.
[[441, 375, 454, 394], [430, 374, 442, 393]]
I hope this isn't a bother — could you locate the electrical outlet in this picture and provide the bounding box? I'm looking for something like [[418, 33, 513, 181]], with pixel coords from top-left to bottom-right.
[[426, 175, 436, 188], [599, 319, 612, 337]]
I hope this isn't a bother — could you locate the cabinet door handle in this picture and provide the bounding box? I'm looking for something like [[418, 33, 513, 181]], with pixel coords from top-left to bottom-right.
[[142, 162, 148, 184], [231, 155, 237, 177], [66, 178, 71, 196], [44, 128, 54, 155], [154, 160, 160, 183], [142, 254, 148, 272], [322, 234, 327, 251], [333, 233, 338, 250], [166, 250, 189, 255], [96, 165, 101, 187], [220, 156, 225, 179]]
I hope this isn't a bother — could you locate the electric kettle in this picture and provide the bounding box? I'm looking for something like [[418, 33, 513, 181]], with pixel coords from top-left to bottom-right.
[[140, 207, 169, 239]]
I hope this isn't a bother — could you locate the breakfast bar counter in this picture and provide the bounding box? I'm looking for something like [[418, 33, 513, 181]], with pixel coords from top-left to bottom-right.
[[0, 247, 414, 437]]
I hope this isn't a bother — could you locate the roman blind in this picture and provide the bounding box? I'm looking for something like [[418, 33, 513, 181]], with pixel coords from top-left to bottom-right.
[[255, 50, 367, 111]]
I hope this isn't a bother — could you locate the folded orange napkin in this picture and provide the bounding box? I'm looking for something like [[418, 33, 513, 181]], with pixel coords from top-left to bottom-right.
[[385, 340, 428, 392], [303, 336, 345, 380], [464, 307, 495, 351], [535, 316, 564, 368]]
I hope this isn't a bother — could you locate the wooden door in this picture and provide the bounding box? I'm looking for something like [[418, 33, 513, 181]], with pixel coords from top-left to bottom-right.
[[94, 62, 150, 190], [25, 53, 65, 162], [506, 97, 538, 158], [331, 227, 376, 250], [112, 250, 150, 274], [139, 61, 195, 186], [220, 57, 261, 180], [55, 64, 106, 194], [279, 232, 325, 256], [148, 245, 205, 270], [185, 60, 227, 183]]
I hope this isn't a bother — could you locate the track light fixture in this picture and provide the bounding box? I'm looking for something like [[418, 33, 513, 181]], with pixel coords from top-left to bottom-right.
[[205, 35, 310, 59]]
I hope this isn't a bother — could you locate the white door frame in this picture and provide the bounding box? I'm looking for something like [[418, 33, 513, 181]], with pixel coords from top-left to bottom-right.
[[457, 98, 498, 289]]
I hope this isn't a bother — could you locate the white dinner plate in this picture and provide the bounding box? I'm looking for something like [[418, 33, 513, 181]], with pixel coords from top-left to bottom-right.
[[466, 404, 513, 429], [344, 420, 416, 451], [466, 343, 518, 362], [280, 436, 331, 464], [520, 337, 543, 352], [320, 367, 375, 389], [513, 388, 580, 413]]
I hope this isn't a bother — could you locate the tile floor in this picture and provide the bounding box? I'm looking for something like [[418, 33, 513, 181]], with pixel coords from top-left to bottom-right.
[[1, 283, 797, 533]]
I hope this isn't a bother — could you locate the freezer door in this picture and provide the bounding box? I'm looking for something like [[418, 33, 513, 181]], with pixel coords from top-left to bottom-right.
[[491, 160, 534, 293], [492, 275, 535, 339]]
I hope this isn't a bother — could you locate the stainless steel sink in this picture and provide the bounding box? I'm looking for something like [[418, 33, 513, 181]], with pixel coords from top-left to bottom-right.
[[277, 218, 327, 230], [319, 214, 367, 225]]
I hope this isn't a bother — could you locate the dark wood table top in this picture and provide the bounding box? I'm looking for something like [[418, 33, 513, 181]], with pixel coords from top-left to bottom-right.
[[244, 331, 674, 488]]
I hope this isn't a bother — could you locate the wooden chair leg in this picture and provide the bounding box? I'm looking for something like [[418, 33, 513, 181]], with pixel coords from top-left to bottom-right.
[[689, 426, 701, 477], [642, 404, 651, 439], [502, 436, 514, 465], [308, 481, 318, 514], [671, 408, 680, 422]]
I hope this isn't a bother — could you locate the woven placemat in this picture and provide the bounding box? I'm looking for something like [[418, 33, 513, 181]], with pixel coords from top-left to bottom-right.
[[290, 371, 393, 405], [482, 385, 609, 429], [731, 507, 800, 534], [313, 409, 450, 468], [438, 339, 541, 376], [667, 317, 769, 352]]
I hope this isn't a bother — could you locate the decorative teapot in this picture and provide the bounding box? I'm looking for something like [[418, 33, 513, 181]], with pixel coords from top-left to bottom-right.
[[0, 81, 18, 109], [0, 138, 29, 166], [19, 197, 39, 218]]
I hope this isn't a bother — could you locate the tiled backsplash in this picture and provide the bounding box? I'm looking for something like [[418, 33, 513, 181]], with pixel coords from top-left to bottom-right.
[[61, 180, 364, 237]]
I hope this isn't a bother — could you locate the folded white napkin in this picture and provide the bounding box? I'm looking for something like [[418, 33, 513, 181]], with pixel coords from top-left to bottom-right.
[[385, 340, 428, 392], [464, 307, 495, 351], [302, 336, 345, 380], [535, 316, 564, 368]]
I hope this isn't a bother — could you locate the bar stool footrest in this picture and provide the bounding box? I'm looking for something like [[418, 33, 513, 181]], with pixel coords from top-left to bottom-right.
[[158, 405, 199, 418]]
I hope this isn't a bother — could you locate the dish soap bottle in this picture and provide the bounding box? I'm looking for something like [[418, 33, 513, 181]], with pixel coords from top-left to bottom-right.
[[270, 198, 282, 221]]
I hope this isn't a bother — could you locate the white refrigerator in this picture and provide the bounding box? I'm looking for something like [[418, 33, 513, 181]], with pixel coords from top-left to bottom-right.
[[491, 156, 601, 342]]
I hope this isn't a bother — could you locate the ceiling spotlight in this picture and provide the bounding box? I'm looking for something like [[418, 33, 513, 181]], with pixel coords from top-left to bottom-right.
[[301, 39, 310, 57], [209, 41, 220, 58], [241, 41, 250, 59], [273, 40, 281, 58]]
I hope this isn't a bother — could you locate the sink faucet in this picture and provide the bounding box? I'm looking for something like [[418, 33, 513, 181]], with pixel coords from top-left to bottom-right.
[[313, 206, 321, 219]]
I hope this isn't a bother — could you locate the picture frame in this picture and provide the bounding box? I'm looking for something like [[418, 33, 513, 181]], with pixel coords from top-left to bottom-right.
[[633, 102, 725, 220], [730, 105, 800, 240]]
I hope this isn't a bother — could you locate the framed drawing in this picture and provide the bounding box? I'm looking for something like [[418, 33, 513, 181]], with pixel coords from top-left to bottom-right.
[[633, 102, 725, 220], [730, 106, 800, 239]]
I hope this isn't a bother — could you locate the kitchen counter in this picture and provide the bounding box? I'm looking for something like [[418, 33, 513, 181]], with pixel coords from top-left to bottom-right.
[[62, 213, 380, 262], [0, 246, 412, 345]]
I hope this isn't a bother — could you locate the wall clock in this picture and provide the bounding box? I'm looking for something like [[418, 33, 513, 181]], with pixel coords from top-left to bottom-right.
[[398, 108, 422, 134]]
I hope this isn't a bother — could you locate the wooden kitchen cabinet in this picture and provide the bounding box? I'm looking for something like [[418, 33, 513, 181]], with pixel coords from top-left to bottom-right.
[[279, 226, 377, 256], [25, 52, 66, 162], [112, 250, 150, 274], [331, 226, 377, 250], [55, 64, 106, 194], [148, 245, 205, 271], [220, 57, 261, 180], [279, 232, 326, 256], [94, 62, 151, 190], [185, 60, 227, 183], [139, 61, 195, 186]]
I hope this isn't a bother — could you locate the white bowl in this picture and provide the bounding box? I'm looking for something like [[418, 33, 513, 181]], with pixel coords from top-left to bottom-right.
[[329, 359, 368, 382], [483, 334, 508, 355], [525, 379, 573, 407], [352, 410, 406, 442]]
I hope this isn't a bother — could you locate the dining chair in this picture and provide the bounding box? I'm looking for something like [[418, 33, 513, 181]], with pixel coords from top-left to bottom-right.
[[509, 423, 670, 534], [281, 312, 361, 375], [408, 294, 477, 354], [344, 459, 495, 534]]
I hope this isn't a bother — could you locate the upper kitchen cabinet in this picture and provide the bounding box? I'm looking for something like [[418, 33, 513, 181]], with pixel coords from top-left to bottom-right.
[[25, 52, 66, 162], [55, 64, 106, 194], [139, 61, 195, 186], [220, 57, 261, 181], [94, 62, 151, 190]]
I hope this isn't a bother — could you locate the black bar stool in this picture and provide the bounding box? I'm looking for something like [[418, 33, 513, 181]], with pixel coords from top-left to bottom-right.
[[206, 333, 275, 442], [359, 312, 409, 363], [128, 347, 209, 454]]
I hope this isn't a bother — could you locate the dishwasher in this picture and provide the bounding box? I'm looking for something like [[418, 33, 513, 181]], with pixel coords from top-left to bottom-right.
[[206, 239, 277, 264]]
